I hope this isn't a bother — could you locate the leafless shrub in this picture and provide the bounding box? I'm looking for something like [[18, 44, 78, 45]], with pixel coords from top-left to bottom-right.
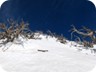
[[47, 30, 56, 38], [82, 40, 93, 48], [0, 19, 34, 50], [70, 25, 96, 48], [46, 30, 67, 44], [74, 35, 83, 45], [56, 34, 67, 44]]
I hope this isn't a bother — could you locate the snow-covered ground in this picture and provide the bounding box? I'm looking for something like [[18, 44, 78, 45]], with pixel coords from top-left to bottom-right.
[[0, 35, 95, 72]]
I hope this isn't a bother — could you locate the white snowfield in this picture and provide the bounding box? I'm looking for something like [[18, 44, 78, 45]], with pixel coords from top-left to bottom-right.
[[89, 0, 96, 7], [0, 0, 96, 72], [0, 0, 7, 7], [0, 65, 7, 72], [0, 35, 95, 72], [89, 66, 96, 72]]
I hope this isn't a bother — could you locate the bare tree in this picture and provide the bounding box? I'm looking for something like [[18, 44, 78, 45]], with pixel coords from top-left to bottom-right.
[[71, 25, 95, 40], [0, 19, 34, 51], [70, 25, 96, 48]]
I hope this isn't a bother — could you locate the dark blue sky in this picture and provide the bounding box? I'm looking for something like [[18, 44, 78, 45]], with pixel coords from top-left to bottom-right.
[[0, 0, 96, 39]]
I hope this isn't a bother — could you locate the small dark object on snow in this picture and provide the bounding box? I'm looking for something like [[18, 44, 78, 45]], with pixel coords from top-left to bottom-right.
[[37, 49, 48, 52]]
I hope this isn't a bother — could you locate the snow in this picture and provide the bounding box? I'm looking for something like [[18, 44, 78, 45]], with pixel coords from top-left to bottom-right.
[[90, 66, 96, 72], [0, 35, 95, 72], [0, 0, 7, 8], [89, 0, 96, 7]]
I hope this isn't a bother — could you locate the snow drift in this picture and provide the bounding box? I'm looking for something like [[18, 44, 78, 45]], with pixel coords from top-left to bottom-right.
[[0, 34, 95, 72]]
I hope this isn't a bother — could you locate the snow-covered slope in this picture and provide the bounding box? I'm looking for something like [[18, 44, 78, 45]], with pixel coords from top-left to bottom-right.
[[0, 34, 96, 72]]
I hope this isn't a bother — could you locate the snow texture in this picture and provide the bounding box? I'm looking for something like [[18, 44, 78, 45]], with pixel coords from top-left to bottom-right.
[[0, 35, 95, 72]]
